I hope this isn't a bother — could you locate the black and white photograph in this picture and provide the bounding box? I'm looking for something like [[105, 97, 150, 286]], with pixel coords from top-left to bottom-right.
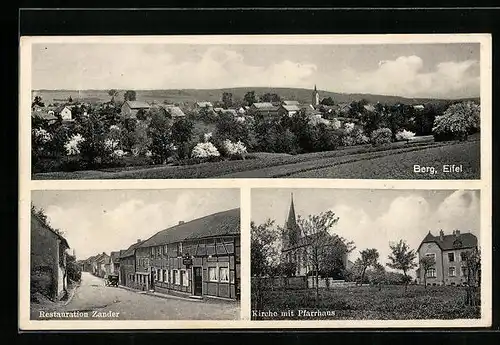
[[27, 36, 485, 180], [251, 188, 484, 321], [29, 188, 241, 321]]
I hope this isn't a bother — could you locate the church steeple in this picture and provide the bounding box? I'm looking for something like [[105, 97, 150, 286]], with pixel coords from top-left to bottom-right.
[[312, 85, 320, 107], [283, 193, 301, 249]]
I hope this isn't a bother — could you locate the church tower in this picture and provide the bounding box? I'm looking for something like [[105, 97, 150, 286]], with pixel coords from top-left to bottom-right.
[[282, 193, 301, 250], [312, 84, 320, 107]]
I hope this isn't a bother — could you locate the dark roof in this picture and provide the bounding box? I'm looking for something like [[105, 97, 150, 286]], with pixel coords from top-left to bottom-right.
[[31, 213, 70, 249], [110, 251, 121, 263], [120, 241, 144, 258], [139, 208, 240, 248], [32, 110, 58, 121], [419, 231, 478, 251]]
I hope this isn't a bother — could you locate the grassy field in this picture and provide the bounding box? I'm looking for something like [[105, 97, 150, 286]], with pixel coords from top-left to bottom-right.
[[251, 285, 481, 320], [32, 138, 479, 180]]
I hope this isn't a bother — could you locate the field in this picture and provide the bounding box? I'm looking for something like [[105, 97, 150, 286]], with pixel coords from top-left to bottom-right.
[[251, 285, 481, 320], [33, 138, 480, 180]]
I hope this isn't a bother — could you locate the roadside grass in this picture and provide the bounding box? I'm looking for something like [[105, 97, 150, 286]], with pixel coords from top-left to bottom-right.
[[33, 139, 452, 180], [251, 285, 481, 320]]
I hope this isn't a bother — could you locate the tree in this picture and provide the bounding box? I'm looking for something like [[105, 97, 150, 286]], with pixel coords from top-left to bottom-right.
[[320, 97, 335, 106], [147, 110, 174, 164], [419, 255, 436, 289], [251, 219, 281, 309], [369, 263, 387, 290], [171, 118, 194, 159], [432, 101, 480, 141], [297, 210, 354, 305], [108, 89, 119, 103], [244, 91, 258, 106], [462, 248, 481, 306], [32, 95, 45, 109], [77, 113, 108, 167], [124, 90, 137, 101], [221, 92, 233, 109], [386, 240, 417, 292], [358, 248, 380, 286], [214, 112, 250, 145]]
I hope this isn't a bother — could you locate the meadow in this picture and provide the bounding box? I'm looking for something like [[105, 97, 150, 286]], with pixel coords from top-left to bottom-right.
[[251, 285, 481, 320]]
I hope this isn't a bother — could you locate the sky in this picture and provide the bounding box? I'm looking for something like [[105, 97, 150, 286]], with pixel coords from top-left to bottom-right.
[[251, 189, 480, 275], [32, 43, 480, 99], [31, 189, 240, 260]]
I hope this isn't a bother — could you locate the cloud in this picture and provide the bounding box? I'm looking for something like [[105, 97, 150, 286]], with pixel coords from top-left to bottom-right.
[[33, 45, 317, 90], [326, 190, 480, 276], [338, 55, 480, 98], [42, 190, 238, 259]]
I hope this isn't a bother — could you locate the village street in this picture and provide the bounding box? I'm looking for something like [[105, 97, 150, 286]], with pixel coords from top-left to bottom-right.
[[33, 272, 239, 320]]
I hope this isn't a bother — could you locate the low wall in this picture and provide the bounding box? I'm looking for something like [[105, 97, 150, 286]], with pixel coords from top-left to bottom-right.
[[307, 277, 357, 288], [252, 276, 308, 290]]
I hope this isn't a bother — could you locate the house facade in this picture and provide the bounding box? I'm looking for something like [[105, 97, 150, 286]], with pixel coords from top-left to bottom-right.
[[281, 194, 348, 278], [110, 251, 121, 275], [31, 213, 70, 301], [417, 230, 478, 286], [134, 208, 241, 300], [249, 102, 279, 119], [119, 240, 143, 288], [59, 106, 73, 121]]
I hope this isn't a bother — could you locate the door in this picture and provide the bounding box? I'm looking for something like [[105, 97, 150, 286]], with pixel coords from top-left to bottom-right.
[[193, 267, 202, 296]]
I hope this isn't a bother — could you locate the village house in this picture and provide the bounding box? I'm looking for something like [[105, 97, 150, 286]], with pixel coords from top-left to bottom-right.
[[417, 230, 478, 286], [133, 208, 241, 300], [56, 105, 73, 121], [277, 103, 301, 117], [281, 194, 349, 278], [92, 252, 111, 278], [195, 101, 213, 109], [80, 255, 96, 273], [249, 102, 280, 118], [120, 100, 151, 118], [119, 240, 144, 288], [110, 251, 121, 275], [31, 212, 70, 301]]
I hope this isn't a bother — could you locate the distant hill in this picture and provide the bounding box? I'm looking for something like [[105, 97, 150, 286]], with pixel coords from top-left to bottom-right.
[[32, 87, 479, 106]]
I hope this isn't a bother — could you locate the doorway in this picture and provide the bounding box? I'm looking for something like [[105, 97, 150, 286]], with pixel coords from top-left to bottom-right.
[[193, 267, 202, 296]]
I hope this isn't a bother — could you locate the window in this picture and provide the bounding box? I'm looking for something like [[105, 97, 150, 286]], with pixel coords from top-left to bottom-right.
[[180, 269, 184, 286], [219, 267, 229, 282], [178, 242, 183, 255], [170, 270, 174, 284], [461, 267, 467, 277], [448, 253, 455, 262], [175, 270, 180, 285], [426, 268, 436, 278], [449, 266, 456, 277], [182, 270, 189, 287], [425, 253, 436, 260], [208, 267, 218, 282], [151, 247, 154, 256], [460, 252, 467, 262], [162, 269, 167, 282], [164, 245, 168, 255], [156, 269, 161, 281]]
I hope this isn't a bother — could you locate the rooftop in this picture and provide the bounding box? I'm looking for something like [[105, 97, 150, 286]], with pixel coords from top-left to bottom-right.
[[139, 208, 240, 248], [420, 230, 477, 251]]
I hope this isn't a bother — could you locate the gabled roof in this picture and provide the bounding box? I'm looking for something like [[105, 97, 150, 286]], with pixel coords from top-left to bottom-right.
[[110, 251, 121, 263], [281, 105, 301, 112], [282, 100, 300, 106], [251, 102, 275, 109], [221, 109, 237, 116], [163, 105, 185, 117], [31, 213, 70, 249], [419, 231, 478, 251], [124, 101, 150, 109], [32, 111, 58, 121], [214, 107, 224, 113], [120, 241, 145, 258], [139, 208, 240, 248], [363, 104, 376, 112]]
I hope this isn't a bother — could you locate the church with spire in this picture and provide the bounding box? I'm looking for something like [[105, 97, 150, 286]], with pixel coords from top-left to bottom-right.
[[281, 193, 350, 277], [311, 84, 320, 108]]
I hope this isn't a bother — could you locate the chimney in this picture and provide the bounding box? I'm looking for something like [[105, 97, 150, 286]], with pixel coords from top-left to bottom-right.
[[179, 221, 185, 225], [137, 239, 141, 243], [439, 230, 444, 241]]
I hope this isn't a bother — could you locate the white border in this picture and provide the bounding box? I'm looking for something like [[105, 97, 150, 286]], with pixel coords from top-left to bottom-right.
[[19, 34, 492, 330]]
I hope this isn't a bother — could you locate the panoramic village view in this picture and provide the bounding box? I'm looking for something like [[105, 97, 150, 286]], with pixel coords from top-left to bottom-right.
[[30, 189, 241, 320], [251, 189, 481, 320], [31, 43, 480, 180]]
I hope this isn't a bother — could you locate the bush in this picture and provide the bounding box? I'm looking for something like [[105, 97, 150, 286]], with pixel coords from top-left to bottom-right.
[[432, 101, 480, 141], [67, 261, 82, 282], [395, 129, 416, 142], [191, 142, 220, 159], [370, 128, 392, 146], [221, 139, 248, 159]]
